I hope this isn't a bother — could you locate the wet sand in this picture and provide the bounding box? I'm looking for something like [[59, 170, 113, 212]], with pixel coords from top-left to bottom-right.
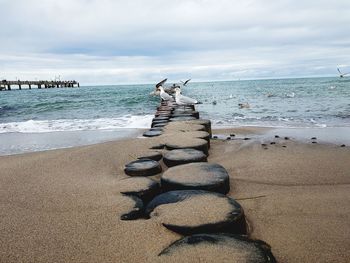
[[0, 129, 349, 262]]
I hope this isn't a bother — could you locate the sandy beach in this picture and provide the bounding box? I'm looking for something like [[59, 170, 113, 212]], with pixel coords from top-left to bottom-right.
[[0, 128, 349, 262]]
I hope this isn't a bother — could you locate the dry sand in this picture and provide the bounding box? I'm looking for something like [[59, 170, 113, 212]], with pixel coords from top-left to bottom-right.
[[0, 129, 349, 262]]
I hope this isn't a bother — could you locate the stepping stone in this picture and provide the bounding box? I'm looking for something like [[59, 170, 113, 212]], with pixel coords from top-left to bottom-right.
[[152, 120, 168, 127], [170, 116, 197, 121], [145, 190, 246, 235], [124, 159, 162, 176], [153, 116, 170, 121], [155, 113, 171, 117], [171, 111, 200, 119], [157, 106, 174, 111], [149, 127, 163, 131], [153, 123, 168, 128], [150, 143, 165, 149], [120, 195, 144, 220], [137, 151, 162, 161], [175, 104, 195, 110], [161, 162, 229, 194], [164, 122, 206, 132], [164, 130, 210, 144], [163, 149, 207, 167], [172, 109, 198, 114], [183, 119, 212, 137], [158, 233, 276, 263], [165, 137, 208, 155], [179, 131, 210, 147], [143, 130, 162, 137], [119, 177, 160, 203]]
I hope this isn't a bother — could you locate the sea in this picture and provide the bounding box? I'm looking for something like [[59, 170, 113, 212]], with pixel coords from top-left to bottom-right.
[[1, 77, 350, 155]]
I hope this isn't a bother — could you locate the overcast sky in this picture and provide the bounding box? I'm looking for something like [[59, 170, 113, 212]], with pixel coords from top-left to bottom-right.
[[1, 0, 350, 84]]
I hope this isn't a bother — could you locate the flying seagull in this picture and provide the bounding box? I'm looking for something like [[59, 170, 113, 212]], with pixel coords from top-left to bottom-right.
[[174, 87, 201, 106], [149, 78, 168, 96], [156, 78, 168, 88], [337, 68, 350, 78], [180, 79, 191, 86]]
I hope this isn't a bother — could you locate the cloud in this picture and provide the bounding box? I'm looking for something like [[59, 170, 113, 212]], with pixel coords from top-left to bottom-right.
[[0, 0, 350, 84]]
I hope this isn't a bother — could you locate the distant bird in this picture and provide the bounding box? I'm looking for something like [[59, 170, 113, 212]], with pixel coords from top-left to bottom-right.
[[238, 102, 250, 109], [337, 68, 350, 78], [180, 79, 191, 86], [158, 86, 174, 101], [174, 87, 201, 106], [286, 92, 295, 98]]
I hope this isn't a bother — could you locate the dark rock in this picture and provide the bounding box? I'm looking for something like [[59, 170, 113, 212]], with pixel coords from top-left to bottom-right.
[[275, 135, 280, 138], [213, 135, 218, 139], [153, 116, 170, 121], [186, 119, 212, 137], [175, 111, 200, 118], [150, 143, 165, 149], [124, 159, 162, 176], [145, 190, 246, 235], [164, 122, 206, 132], [161, 163, 230, 194], [120, 195, 144, 220], [311, 137, 317, 140], [284, 137, 290, 140], [170, 116, 197, 121], [158, 233, 276, 263], [152, 120, 168, 127], [312, 141, 317, 144], [119, 177, 161, 203], [226, 137, 231, 140], [143, 130, 162, 137], [137, 151, 162, 161], [243, 137, 250, 140], [270, 142, 276, 145], [165, 138, 209, 156], [340, 144, 346, 147], [230, 134, 236, 137], [149, 127, 163, 131], [163, 149, 207, 167], [153, 123, 168, 128]]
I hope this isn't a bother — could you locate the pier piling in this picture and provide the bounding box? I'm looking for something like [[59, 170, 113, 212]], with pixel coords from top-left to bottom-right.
[[0, 80, 80, 91]]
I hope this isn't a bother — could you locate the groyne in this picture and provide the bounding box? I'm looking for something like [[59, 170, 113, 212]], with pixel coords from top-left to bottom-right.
[[116, 96, 276, 261]]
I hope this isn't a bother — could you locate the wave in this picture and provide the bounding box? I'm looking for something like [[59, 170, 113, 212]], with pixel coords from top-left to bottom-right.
[[0, 115, 153, 133]]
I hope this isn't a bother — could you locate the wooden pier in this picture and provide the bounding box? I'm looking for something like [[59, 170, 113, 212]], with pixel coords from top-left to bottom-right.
[[0, 80, 80, 91]]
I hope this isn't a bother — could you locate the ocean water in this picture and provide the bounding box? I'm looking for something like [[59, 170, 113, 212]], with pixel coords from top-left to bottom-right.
[[1, 77, 350, 154]]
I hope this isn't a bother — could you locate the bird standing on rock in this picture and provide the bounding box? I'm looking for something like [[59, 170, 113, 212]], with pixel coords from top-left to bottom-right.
[[174, 87, 201, 106], [158, 86, 174, 101]]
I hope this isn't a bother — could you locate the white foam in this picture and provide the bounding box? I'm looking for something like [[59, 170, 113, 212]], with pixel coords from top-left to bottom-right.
[[0, 115, 153, 133]]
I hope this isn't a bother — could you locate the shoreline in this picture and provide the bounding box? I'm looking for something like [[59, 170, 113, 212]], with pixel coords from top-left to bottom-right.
[[1, 125, 349, 156], [0, 128, 145, 156], [0, 131, 349, 262]]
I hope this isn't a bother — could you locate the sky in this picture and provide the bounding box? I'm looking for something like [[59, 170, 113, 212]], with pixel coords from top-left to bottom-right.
[[1, 0, 350, 85]]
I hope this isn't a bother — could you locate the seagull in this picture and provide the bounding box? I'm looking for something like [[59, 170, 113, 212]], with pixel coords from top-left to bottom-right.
[[174, 87, 201, 106], [158, 86, 174, 101], [238, 102, 250, 109], [337, 68, 350, 78], [156, 78, 168, 88], [150, 78, 168, 96], [180, 79, 191, 86]]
